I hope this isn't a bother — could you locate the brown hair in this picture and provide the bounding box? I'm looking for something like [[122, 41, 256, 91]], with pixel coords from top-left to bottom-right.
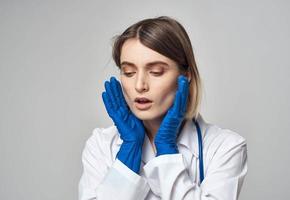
[[111, 16, 202, 120]]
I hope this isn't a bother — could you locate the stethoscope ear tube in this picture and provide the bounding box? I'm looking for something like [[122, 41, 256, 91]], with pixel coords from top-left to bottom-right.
[[193, 118, 205, 184]]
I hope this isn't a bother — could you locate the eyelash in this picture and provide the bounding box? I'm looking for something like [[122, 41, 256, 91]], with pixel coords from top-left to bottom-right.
[[122, 71, 163, 77], [123, 72, 134, 77]]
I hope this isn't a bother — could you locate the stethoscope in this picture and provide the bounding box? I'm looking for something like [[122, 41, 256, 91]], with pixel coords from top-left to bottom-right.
[[192, 118, 205, 184]]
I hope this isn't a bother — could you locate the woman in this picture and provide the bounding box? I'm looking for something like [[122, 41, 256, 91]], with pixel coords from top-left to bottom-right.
[[79, 16, 247, 200]]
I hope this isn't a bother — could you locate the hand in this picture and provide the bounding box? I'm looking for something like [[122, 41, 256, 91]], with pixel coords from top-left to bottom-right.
[[154, 75, 189, 156], [102, 76, 145, 173], [102, 76, 145, 143]]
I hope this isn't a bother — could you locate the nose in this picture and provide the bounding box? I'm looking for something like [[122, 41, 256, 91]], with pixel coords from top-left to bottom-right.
[[135, 73, 149, 93]]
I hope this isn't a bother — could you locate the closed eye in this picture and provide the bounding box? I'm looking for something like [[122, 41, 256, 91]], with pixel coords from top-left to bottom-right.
[[122, 72, 135, 77], [150, 71, 163, 76]]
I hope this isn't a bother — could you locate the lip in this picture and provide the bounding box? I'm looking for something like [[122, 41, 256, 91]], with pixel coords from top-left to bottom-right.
[[134, 97, 153, 110], [134, 101, 153, 110]]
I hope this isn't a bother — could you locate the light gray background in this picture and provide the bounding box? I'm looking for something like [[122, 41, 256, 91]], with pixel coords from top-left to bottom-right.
[[1, 0, 289, 199]]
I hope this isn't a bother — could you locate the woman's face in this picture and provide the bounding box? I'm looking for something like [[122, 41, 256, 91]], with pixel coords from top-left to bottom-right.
[[120, 38, 181, 121]]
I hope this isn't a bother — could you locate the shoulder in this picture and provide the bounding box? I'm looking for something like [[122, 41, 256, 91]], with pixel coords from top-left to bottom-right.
[[202, 122, 247, 167], [205, 124, 246, 146], [82, 125, 122, 162], [200, 121, 248, 183], [87, 125, 121, 147], [197, 115, 246, 149], [202, 120, 247, 157]]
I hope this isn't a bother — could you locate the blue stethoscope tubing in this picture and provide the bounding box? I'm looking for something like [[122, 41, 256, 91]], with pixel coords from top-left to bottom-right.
[[193, 118, 205, 184]]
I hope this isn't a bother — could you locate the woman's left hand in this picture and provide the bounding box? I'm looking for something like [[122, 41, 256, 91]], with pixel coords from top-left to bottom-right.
[[154, 75, 189, 156]]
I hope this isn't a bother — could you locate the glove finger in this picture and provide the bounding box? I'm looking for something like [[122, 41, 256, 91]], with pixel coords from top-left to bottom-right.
[[168, 76, 181, 114], [115, 77, 129, 110], [110, 77, 121, 107], [178, 75, 189, 114], [113, 78, 130, 117], [119, 106, 129, 120], [127, 114, 135, 129], [102, 91, 115, 119], [172, 75, 187, 113], [177, 75, 188, 92], [105, 80, 118, 110], [171, 89, 181, 114]]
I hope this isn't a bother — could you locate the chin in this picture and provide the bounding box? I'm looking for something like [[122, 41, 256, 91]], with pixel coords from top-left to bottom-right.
[[133, 112, 155, 120], [132, 110, 165, 121]]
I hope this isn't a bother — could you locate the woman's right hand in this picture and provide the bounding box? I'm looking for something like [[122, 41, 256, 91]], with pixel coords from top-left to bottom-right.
[[102, 76, 145, 173], [102, 76, 146, 143]]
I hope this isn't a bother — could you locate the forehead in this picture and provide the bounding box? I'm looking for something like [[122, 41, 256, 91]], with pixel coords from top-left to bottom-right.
[[120, 38, 177, 67]]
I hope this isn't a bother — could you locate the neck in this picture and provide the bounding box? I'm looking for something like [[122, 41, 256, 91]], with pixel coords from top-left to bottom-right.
[[143, 117, 163, 143]]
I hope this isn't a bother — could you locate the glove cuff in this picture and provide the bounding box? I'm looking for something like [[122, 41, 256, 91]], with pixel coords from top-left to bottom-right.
[[155, 142, 179, 156], [116, 142, 143, 174]]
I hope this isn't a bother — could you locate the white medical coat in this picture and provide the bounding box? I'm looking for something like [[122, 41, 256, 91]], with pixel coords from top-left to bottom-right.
[[78, 114, 247, 200]]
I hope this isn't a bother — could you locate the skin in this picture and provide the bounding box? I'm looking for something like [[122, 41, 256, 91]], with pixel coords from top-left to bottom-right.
[[119, 38, 191, 144]]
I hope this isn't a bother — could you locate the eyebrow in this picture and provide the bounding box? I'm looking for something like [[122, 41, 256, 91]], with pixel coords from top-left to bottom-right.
[[120, 61, 169, 68]]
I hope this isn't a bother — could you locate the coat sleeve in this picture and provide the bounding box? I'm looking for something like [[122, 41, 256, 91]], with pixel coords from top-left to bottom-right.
[[142, 132, 248, 200], [78, 128, 150, 200]]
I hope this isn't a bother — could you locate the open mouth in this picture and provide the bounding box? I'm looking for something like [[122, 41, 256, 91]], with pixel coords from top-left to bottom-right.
[[134, 97, 153, 110], [135, 98, 152, 104]]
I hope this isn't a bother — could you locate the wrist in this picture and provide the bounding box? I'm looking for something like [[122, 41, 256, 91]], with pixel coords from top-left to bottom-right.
[[117, 141, 143, 174], [155, 142, 179, 156]]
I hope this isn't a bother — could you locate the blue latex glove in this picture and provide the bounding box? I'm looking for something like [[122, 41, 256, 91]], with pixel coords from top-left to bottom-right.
[[154, 75, 189, 156], [102, 77, 146, 174]]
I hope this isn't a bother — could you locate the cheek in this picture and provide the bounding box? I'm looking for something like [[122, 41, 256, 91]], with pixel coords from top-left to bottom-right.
[[120, 80, 132, 105], [160, 90, 176, 109], [155, 81, 177, 107]]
